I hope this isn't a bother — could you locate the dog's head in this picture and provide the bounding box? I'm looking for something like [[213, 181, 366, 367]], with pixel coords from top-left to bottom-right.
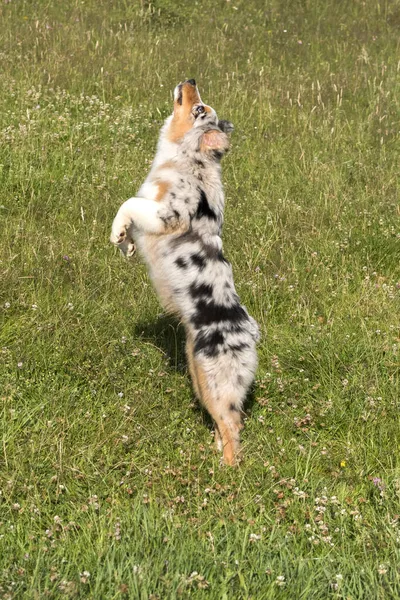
[[166, 79, 233, 144]]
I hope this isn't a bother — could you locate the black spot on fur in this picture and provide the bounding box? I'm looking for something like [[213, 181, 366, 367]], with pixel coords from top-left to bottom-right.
[[169, 231, 228, 265], [195, 158, 205, 168], [228, 343, 250, 353], [189, 282, 213, 299], [201, 243, 229, 264], [215, 250, 228, 264], [195, 190, 217, 221], [194, 329, 224, 357], [170, 230, 201, 249], [175, 257, 187, 269], [226, 322, 249, 334], [190, 253, 206, 270], [229, 403, 240, 412], [212, 150, 224, 161], [191, 300, 248, 328], [160, 211, 179, 228]]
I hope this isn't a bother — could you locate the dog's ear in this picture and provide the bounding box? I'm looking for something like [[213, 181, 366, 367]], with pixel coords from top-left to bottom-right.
[[200, 129, 230, 153], [217, 120, 234, 134]]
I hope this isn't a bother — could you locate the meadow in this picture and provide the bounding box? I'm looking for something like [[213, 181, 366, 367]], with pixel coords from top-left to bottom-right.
[[0, 0, 399, 597]]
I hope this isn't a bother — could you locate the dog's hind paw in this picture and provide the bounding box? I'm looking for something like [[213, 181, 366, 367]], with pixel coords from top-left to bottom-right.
[[122, 239, 136, 257]]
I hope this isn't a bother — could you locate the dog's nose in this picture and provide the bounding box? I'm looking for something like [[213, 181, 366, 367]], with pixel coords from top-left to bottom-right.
[[186, 79, 196, 86]]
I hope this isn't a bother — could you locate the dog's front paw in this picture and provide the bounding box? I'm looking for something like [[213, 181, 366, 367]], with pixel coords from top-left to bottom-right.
[[110, 213, 136, 257], [110, 228, 127, 246], [110, 215, 128, 245]]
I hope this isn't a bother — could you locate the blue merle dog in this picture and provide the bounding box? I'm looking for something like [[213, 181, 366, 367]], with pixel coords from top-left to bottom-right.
[[110, 80, 259, 464]]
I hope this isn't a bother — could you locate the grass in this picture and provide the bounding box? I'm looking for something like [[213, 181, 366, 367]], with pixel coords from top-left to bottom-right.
[[0, 0, 399, 597]]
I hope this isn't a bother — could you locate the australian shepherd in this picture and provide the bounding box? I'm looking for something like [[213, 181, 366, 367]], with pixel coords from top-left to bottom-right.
[[110, 79, 259, 465]]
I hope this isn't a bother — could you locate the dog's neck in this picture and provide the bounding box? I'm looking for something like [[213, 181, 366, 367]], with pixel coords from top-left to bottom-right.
[[147, 115, 178, 174]]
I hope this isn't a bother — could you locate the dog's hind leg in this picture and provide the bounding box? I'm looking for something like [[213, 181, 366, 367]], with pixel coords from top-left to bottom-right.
[[186, 336, 226, 453], [186, 333, 200, 399], [193, 360, 243, 466]]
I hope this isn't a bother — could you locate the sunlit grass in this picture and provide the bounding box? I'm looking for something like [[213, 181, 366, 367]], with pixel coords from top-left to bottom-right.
[[0, 0, 399, 597]]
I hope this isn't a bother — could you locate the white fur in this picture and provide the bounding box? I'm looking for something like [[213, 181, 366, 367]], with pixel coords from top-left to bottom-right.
[[110, 197, 166, 242]]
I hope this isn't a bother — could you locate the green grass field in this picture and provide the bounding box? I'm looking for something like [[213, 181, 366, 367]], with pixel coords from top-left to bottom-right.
[[1, 0, 399, 597]]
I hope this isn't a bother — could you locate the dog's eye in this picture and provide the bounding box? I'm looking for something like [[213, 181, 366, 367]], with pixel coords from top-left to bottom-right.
[[193, 105, 205, 117]]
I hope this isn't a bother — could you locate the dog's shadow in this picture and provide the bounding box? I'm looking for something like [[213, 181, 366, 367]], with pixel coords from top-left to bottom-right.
[[133, 315, 257, 422], [134, 314, 187, 372]]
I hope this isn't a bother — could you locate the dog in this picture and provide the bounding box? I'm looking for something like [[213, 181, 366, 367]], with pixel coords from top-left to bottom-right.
[[110, 79, 259, 465]]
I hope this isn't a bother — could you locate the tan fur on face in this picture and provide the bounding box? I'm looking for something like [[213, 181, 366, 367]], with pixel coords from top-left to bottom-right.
[[168, 81, 202, 142]]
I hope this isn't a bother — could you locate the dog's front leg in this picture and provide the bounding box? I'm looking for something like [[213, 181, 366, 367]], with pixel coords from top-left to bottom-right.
[[110, 196, 178, 256]]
